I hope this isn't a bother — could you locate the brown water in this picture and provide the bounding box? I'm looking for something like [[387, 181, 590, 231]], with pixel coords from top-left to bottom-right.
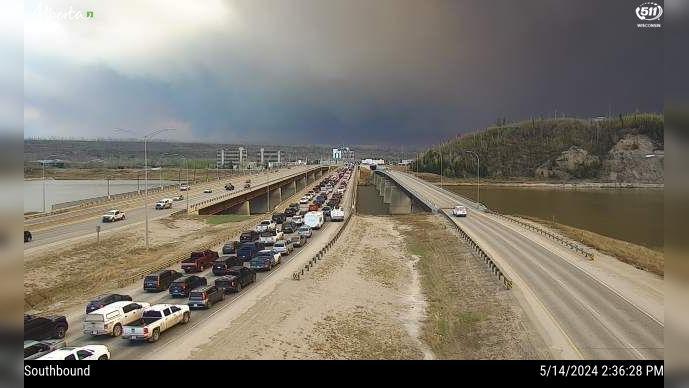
[[447, 186, 664, 251]]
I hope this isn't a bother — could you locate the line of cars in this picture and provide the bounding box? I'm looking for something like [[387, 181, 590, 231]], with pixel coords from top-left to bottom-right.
[[24, 166, 354, 360]]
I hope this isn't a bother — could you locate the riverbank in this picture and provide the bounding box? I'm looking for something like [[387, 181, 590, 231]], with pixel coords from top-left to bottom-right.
[[406, 171, 664, 189], [516, 215, 664, 276]]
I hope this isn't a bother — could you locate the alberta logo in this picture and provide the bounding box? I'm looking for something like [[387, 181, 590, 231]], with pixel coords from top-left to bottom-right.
[[635, 2, 662, 28]]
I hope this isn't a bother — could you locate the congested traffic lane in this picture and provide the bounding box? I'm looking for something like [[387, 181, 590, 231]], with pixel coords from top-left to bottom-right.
[[24, 166, 316, 250], [57, 167, 355, 360], [386, 170, 663, 360]]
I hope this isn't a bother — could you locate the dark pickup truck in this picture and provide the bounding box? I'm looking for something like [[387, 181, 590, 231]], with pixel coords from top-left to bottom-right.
[[24, 314, 69, 340], [239, 230, 259, 243], [212, 255, 244, 276], [181, 250, 219, 273], [215, 266, 256, 293], [271, 213, 286, 224], [236, 242, 262, 262]]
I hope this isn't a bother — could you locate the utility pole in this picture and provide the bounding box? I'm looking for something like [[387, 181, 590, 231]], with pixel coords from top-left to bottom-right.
[[42, 161, 46, 213], [465, 150, 480, 206]]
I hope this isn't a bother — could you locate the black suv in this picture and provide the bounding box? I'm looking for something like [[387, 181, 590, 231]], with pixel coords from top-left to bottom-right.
[[188, 285, 224, 309], [169, 275, 207, 298], [24, 230, 32, 243], [239, 230, 259, 243], [144, 269, 183, 292], [272, 213, 286, 224], [85, 293, 132, 313], [212, 255, 244, 276], [282, 222, 297, 234], [225, 183, 235, 191], [215, 266, 256, 293], [24, 315, 68, 340]]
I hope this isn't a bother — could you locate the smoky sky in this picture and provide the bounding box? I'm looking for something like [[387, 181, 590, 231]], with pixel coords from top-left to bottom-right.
[[23, 0, 663, 147]]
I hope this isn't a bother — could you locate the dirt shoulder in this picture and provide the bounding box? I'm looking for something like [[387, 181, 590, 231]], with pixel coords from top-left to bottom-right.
[[396, 214, 548, 359], [190, 214, 546, 359], [24, 213, 261, 314]]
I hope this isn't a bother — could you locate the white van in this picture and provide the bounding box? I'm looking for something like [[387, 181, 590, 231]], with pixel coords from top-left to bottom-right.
[[83, 301, 150, 337], [303, 211, 324, 230]]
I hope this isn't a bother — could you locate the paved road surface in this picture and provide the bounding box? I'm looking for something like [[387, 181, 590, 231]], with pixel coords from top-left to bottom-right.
[[386, 170, 663, 360]]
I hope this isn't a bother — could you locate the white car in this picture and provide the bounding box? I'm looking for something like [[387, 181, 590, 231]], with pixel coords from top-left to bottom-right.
[[256, 219, 277, 232], [299, 198, 309, 205], [38, 345, 110, 360], [203, 188, 213, 193], [291, 215, 303, 225], [452, 205, 468, 217], [297, 225, 313, 238], [102, 209, 125, 222], [155, 198, 173, 209], [180, 184, 190, 191]]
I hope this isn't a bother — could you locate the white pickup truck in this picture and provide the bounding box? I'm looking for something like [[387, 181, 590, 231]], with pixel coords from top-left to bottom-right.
[[122, 304, 190, 342], [259, 230, 283, 245], [330, 207, 345, 222]]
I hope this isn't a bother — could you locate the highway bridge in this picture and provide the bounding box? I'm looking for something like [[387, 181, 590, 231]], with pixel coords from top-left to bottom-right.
[[375, 169, 664, 360]]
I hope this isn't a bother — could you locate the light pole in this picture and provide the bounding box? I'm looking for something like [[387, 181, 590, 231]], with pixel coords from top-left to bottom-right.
[[41, 161, 46, 213], [115, 128, 176, 251], [439, 144, 443, 187], [465, 150, 480, 206]]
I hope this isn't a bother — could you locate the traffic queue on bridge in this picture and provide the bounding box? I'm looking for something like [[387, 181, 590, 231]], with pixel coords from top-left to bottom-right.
[[24, 165, 354, 360]]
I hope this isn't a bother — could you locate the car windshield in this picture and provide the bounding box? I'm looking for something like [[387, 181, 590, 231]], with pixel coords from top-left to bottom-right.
[[274, 242, 285, 247], [260, 231, 275, 237], [189, 292, 205, 299], [107, 211, 117, 215], [261, 221, 271, 225], [299, 227, 309, 231]]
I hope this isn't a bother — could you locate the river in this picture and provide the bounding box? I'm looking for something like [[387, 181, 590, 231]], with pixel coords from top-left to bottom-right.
[[24, 179, 177, 213], [446, 185, 663, 252]]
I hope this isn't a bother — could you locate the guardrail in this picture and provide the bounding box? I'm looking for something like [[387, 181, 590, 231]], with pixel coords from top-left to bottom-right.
[[293, 168, 357, 280], [440, 211, 513, 289], [489, 213, 594, 260], [115, 167, 338, 288]]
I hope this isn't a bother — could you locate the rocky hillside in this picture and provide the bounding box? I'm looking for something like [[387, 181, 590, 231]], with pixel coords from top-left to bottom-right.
[[414, 113, 663, 183]]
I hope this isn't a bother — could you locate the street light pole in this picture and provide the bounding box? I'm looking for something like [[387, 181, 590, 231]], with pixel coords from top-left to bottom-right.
[[115, 127, 175, 251], [42, 162, 46, 213], [465, 150, 480, 206]]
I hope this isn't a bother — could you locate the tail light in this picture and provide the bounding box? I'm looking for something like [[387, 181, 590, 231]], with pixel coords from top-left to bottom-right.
[[143, 327, 149, 334]]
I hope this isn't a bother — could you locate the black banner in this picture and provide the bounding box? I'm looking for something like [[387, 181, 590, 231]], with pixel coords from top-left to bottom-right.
[[23, 360, 665, 387]]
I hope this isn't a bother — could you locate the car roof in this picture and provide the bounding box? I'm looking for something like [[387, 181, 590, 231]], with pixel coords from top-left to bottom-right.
[[87, 301, 134, 314], [39, 348, 75, 359]]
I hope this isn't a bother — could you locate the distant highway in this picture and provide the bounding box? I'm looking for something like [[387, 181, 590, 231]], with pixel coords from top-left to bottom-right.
[[385, 170, 663, 360], [24, 166, 318, 250]]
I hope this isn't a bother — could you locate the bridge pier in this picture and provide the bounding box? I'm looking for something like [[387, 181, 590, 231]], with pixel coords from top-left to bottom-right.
[[377, 178, 386, 196], [282, 180, 296, 199], [296, 176, 306, 191], [269, 187, 281, 211], [224, 200, 250, 215], [250, 194, 268, 214], [307, 172, 315, 183], [383, 181, 393, 204], [389, 186, 412, 214]]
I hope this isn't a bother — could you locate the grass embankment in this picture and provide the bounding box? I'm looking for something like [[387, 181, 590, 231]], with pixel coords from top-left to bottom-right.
[[395, 215, 544, 359], [521, 215, 664, 276], [203, 215, 252, 225]]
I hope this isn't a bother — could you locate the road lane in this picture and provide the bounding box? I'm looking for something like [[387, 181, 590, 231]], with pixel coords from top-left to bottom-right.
[[386, 170, 664, 360]]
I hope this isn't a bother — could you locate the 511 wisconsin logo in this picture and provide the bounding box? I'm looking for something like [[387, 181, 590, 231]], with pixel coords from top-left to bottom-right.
[[636, 2, 663, 28]]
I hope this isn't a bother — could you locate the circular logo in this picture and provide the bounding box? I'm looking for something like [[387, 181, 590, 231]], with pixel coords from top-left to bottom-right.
[[636, 2, 663, 21]]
